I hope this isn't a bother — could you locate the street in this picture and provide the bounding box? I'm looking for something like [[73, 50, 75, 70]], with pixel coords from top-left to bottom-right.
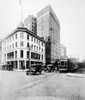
[[0, 70, 85, 100]]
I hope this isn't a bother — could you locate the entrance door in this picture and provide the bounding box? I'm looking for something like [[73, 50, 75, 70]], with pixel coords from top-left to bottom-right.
[[19, 61, 25, 70]]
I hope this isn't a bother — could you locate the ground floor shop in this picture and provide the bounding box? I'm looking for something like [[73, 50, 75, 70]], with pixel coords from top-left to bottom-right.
[[4, 59, 43, 70]]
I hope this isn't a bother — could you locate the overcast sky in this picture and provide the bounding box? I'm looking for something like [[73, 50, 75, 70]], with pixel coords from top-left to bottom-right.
[[0, 0, 85, 61]]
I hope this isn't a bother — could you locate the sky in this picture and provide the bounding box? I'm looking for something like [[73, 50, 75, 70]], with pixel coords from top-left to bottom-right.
[[0, 0, 85, 61]]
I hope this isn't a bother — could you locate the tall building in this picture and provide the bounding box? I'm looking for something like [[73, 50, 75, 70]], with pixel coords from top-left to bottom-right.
[[1, 27, 45, 70], [37, 5, 60, 64], [24, 15, 37, 35]]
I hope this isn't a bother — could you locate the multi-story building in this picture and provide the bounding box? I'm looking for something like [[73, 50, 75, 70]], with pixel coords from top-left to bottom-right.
[[24, 15, 37, 35], [37, 5, 60, 64], [1, 27, 45, 70]]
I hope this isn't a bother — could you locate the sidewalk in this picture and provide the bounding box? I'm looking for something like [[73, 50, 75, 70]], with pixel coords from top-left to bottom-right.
[[66, 73, 85, 78]]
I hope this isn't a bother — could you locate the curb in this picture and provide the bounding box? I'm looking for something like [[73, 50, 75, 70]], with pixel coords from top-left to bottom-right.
[[66, 73, 85, 78]]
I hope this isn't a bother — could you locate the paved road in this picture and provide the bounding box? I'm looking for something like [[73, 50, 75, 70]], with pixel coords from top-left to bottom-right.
[[1, 70, 85, 100], [14, 73, 85, 100]]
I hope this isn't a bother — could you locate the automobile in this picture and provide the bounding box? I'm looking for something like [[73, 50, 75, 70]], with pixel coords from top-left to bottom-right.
[[26, 64, 43, 75], [1, 64, 13, 71], [46, 64, 55, 72], [42, 65, 48, 72]]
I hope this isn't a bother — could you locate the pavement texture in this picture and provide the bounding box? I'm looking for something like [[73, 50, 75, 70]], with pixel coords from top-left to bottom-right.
[[0, 70, 85, 100]]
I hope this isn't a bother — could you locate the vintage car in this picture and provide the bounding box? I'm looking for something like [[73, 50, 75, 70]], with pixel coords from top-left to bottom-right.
[[2, 64, 13, 71], [26, 64, 43, 75], [46, 64, 55, 72]]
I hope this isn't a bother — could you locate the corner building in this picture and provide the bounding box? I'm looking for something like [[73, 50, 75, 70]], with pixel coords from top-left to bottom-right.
[[37, 5, 60, 64], [1, 27, 45, 70]]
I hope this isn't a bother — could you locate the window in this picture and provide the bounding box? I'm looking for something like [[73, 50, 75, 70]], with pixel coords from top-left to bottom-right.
[[20, 50, 23, 58], [10, 38, 11, 42], [42, 42, 43, 46], [20, 33, 24, 39], [20, 41, 24, 47], [15, 34, 17, 39], [31, 36, 33, 42], [15, 51, 17, 58], [42, 55, 43, 60], [27, 43, 29, 47], [12, 44, 14, 48], [39, 47, 41, 51], [34, 45, 36, 50], [27, 51, 29, 58], [42, 48, 43, 52], [27, 34, 29, 40], [34, 38, 36, 43], [37, 39, 38, 44], [31, 44, 33, 49], [4, 54, 6, 59], [15, 42, 17, 47], [39, 40, 40, 45], [12, 36, 14, 41], [31, 52, 40, 60], [7, 52, 14, 59], [10, 45, 11, 49], [37, 46, 38, 50]]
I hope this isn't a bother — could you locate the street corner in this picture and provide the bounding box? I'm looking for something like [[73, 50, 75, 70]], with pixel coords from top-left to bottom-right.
[[65, 73, 85, 78]]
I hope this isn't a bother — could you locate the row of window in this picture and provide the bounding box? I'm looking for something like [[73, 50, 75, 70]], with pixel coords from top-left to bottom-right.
[[3, 33, 45, 47], [3, 42, 44, 53], [4, 50, 44, 60]]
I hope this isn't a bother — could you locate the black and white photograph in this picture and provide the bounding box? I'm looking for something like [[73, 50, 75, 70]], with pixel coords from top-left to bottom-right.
[[0, 0, 85, 100]]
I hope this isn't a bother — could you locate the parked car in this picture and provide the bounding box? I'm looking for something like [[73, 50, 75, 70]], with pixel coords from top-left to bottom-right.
[[46, 64, 55, 72], [1, 64, 13, 71], [26, 64, 43, 75]]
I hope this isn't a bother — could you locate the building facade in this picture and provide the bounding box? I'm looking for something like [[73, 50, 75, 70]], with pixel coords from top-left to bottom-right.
[[24, 15, 37, 35], [1, 27, 45, 70], [37, 5, 60, 64]]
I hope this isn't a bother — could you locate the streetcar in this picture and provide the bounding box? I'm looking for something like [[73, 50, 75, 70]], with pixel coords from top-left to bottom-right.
[[57, 58, 78, 72]]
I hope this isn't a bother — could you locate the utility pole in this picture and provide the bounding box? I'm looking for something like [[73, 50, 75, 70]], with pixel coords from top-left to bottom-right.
[[19, 0, 23, 22]]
